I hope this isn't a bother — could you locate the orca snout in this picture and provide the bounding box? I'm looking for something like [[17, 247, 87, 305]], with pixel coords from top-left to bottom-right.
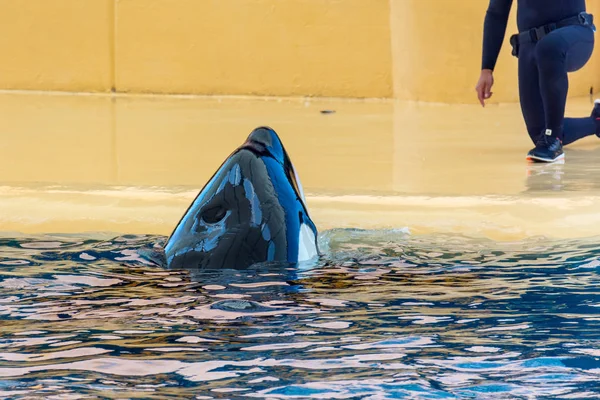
[[242, 127, 285, 163], [246, 126, 278, 147]]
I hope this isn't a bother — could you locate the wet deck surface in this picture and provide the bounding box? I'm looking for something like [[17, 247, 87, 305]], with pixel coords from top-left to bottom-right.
[[1, 91, 599, 240]]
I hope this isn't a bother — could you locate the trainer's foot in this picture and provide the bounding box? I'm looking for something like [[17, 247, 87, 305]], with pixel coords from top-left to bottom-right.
[[526, 131, 564, 163]]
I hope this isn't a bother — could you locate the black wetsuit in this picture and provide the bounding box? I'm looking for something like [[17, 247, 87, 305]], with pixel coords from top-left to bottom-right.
[[483, 0, 596, 145]]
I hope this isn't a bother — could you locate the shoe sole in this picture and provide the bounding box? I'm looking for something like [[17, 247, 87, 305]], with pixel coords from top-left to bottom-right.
[[526, 153, 565, 163]]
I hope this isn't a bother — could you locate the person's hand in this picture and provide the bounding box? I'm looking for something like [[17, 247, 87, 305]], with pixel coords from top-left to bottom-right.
[[476, 69, 494, 107]]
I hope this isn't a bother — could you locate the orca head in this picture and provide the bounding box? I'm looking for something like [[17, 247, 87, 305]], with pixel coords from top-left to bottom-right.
[[164, 127, 318, 270]]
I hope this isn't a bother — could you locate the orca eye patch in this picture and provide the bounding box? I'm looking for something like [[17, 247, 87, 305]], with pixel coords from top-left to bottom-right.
[[201, 205, 227, 224]]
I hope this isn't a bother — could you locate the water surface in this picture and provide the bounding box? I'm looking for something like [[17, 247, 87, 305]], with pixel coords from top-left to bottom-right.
[[1, 230, 599, 398]]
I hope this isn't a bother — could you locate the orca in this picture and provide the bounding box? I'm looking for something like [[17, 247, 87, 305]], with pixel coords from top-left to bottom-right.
[[164, 127, 319, 269]]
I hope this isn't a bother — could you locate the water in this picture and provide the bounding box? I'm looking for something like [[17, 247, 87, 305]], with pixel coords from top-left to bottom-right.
[[1, 229, 600, 399]]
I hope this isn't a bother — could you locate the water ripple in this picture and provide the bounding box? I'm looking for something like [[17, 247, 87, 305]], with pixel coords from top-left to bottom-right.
[[0, 230, 600, 397]]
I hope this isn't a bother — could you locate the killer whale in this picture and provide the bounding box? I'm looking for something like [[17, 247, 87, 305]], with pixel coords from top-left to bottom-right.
[[164, 127, 319, 269]]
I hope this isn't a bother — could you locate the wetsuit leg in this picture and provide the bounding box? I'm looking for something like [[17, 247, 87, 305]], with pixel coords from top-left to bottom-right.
[[518, 41, 545, 144], [534, 25, 595, 145], [563, 114, 597, 145]]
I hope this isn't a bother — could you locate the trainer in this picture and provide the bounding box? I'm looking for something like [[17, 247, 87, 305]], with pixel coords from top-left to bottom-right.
[[476, 0, 596, 162]]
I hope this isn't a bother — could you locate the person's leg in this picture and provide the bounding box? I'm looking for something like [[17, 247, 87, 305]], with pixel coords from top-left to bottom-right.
[[563, 116, 596, 145], [517, 42, 546, 144], [535, 25, 595, 145]]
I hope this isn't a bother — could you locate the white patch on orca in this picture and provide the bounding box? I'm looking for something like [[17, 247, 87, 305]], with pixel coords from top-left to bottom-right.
[[297, 223, 318, 262], [243, 179, 262, 226], [262, 225, 271, 241], [229, 163, 242, 186], [291, 164, 307, 203]]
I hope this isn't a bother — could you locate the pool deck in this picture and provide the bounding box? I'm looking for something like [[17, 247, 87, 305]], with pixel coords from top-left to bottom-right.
[[1, 91, 600, 240]]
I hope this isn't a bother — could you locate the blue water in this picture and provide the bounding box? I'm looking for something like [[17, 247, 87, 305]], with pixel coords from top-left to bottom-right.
[[1, 229, 600, 399]]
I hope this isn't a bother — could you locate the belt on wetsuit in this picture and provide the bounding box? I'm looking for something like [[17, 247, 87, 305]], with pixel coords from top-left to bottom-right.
[[510, 12, 596, 57]]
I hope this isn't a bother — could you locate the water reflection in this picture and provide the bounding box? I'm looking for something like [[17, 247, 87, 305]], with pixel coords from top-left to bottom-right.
[[525, 145, 600, 193], [0, 231, 600, 398]]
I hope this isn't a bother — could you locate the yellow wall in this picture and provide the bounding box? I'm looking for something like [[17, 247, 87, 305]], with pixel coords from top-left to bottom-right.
[[115, 0, 393, 98], [0, 0, 113, 92], [390, 0, 600, 103], [0, 0, 599, 102], [391, 0, 519, 103]]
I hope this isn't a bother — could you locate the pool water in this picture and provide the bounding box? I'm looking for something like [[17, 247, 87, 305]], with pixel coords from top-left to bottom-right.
[[2, 92, 600, 398], [1, 229, 600, 399]]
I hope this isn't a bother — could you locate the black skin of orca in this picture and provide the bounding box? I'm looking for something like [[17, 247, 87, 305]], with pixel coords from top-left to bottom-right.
[[164, 127, 318, 270]]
